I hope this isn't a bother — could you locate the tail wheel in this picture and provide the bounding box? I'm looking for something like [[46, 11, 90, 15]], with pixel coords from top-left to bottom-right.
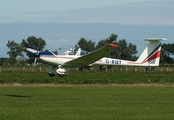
[[146, 67, 150, 74]]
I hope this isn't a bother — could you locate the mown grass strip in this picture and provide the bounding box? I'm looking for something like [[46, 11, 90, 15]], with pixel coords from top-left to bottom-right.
[[0, 85, 174, 120]]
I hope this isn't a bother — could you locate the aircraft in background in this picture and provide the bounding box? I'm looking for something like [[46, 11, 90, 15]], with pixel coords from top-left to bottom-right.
[[25, 38, 166, 77]]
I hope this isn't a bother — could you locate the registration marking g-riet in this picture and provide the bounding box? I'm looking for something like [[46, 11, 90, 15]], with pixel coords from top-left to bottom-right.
[[105, 59, 121, 65]]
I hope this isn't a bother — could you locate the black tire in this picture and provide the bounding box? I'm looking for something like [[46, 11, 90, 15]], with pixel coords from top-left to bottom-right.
[[48, 74, 55, 77], [146, 67, 150, 74], [58, 74, 65, 77]]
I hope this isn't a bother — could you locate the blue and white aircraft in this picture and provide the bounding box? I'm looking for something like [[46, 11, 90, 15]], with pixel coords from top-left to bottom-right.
[[25, 38, 166, 77]]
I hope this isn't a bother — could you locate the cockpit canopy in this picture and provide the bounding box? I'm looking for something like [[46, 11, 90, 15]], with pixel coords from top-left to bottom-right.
[[57, 47, 89, 56], [68, 48, 88, 56]]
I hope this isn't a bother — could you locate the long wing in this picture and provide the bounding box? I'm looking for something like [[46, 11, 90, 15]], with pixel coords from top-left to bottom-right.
[[64, 44, 118, 67]]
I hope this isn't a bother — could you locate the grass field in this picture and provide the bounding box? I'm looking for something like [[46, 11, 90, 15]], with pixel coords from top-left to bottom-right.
[[0, 84, 174, 120], [0, 66, 174, 119], [0, 71, 174, 84]]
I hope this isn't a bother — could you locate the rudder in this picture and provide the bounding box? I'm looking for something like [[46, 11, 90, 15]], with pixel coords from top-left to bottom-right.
[[136, 38, 167, 66]]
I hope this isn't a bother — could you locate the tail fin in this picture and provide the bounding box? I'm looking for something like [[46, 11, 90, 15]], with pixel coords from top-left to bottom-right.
[[136, 38, 167, 66]]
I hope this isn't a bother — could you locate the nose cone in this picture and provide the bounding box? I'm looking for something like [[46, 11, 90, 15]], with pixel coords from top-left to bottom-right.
[[34, 52, 40, 57]]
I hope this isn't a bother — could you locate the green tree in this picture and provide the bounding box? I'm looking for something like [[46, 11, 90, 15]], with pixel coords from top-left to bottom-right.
[[114, 39, 137, 60], [21, 36, 46, 63], [77, 38, 95, 52], [161, 43, 174, 64], [6, 40, 24, 65], [95, 34, 137, 60], [0, 58, 7, 66], [107, 33, 118, 43], [95, 33, 118, 49]]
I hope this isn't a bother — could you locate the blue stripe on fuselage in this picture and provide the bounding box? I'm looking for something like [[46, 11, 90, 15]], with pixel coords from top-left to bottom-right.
[[39, 52, 56, 57]]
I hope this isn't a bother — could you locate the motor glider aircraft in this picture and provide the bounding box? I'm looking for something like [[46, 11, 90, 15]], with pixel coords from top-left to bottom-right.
[[25, 38, 166, 77]]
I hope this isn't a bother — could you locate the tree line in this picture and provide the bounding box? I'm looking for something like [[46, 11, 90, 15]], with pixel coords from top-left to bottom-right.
[[0, 34, 173, 65], [161, 43, 174, 64]]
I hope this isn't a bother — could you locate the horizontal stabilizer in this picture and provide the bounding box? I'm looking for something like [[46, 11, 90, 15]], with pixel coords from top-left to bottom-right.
[[145, 38, 167, 41]]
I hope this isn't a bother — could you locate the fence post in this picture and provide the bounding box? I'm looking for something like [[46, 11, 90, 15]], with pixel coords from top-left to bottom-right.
[[120, 67, 122, 72]]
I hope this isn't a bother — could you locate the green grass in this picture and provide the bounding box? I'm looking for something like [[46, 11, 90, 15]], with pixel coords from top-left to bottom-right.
[[0, 85, 174, 120], [0, 65, 174, 84], [0, 71, 174, 84], [1, 66, 174, 119]]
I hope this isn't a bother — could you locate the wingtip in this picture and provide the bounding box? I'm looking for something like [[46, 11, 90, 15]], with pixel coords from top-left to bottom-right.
[[107, 44, 118, 48]]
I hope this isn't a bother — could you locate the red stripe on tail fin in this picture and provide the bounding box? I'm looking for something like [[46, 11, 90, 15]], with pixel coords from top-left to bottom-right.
[[142, 50, 161, 63]]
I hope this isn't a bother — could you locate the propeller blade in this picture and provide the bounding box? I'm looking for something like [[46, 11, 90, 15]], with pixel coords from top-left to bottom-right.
[[32, 40, 41, 67], [25, 48, 38, 53], [33, 57, 37, 67]]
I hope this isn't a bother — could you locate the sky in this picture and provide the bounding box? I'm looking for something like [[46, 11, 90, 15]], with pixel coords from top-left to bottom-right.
[[1, 0, 174, 25], [0, 0, 174, 57]]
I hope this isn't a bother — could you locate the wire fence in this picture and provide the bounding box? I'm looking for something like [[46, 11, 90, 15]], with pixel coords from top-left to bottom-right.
[[0, 65, 174, 73]]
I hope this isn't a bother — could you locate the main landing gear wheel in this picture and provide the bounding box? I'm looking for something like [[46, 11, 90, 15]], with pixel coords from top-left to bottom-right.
[[58, 74, 65, 77], [48, 73, 55, 77], [47, 68, 56, 77], [146, 67, 150, 74]]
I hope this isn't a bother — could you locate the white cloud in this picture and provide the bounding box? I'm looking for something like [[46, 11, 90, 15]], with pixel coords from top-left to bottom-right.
[[43, 38, 76, 51], [0, 1, 173, 25], [1, 0, 174, 25], [45, 38, 68, 43], [64, 1, 174, 25], [59, 39, 68, 42]]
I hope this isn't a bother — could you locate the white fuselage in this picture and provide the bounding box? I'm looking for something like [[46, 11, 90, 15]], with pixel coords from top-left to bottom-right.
[[40, 54, 77, 65], [39, 54, 157, 67]]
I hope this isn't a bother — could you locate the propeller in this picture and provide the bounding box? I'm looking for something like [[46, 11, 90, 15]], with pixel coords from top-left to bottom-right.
[[33, 57, 37, 67], [33, 40, 41, 67]]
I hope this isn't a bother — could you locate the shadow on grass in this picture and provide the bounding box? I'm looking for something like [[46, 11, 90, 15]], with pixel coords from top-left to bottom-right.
[[4, 94, 30, 98]]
